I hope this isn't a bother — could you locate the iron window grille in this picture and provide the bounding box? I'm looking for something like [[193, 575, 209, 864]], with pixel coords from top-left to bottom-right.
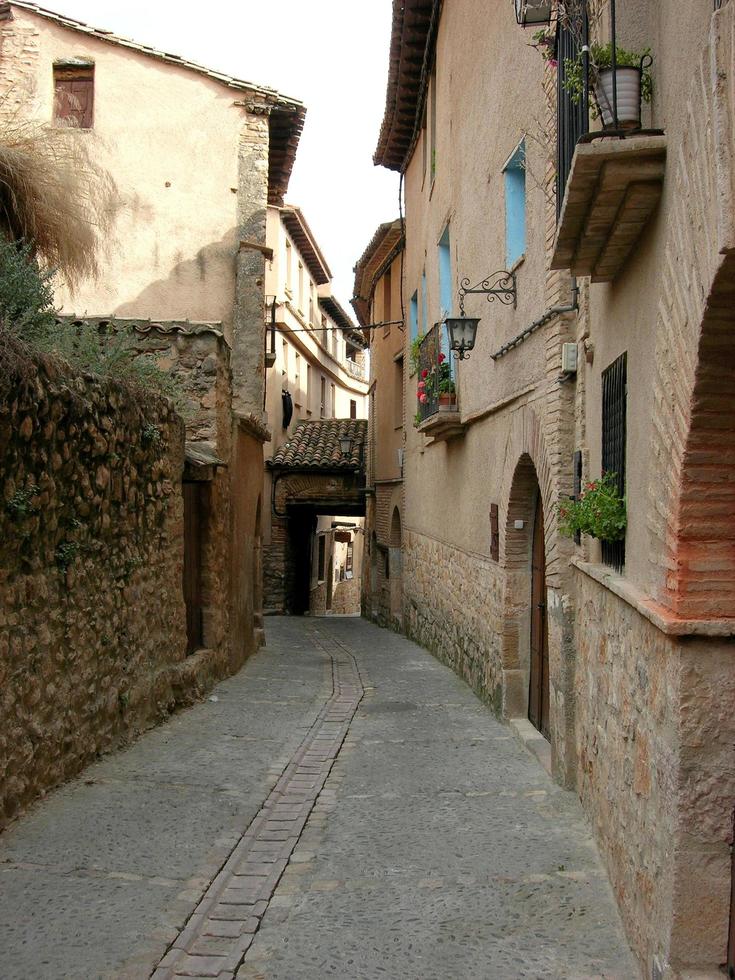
[[601, 352, 627, 571]]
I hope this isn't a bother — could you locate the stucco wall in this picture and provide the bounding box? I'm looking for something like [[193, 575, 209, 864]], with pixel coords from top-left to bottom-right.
[[0, 351, 225, 826], [1, 7, 243, 332]]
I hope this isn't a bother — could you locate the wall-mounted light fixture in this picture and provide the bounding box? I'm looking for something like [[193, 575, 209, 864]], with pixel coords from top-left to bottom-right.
[[444, 270, 517, 360], [514, 0, 552, 27], [338, 435, 354, 458]]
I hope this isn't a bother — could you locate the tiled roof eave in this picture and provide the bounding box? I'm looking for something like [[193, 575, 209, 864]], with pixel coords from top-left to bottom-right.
[[373, 0, 441, 172]]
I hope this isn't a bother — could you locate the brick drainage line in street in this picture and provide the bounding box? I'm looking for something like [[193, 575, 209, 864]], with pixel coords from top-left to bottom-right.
[[150, 628, 364, 980]]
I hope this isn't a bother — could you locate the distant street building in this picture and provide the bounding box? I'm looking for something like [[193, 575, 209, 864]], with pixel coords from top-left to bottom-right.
[[351, 219, 405, 628], [369, 0, 735, 976], [262, 205, 369, 615]]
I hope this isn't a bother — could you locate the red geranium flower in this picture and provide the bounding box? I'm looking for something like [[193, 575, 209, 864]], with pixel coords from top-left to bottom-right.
[[421, 369, 429, 379]]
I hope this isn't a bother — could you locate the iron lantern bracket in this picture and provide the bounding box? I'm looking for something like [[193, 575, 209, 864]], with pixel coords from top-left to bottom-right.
[[458, 270, 517, 315]]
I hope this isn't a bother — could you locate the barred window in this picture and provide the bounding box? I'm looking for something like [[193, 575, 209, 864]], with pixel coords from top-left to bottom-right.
[[601, 353, 627, 571]]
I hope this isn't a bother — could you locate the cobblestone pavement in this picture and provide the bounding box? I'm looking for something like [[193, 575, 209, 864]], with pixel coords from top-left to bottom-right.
[[0, 617, 639, 979]]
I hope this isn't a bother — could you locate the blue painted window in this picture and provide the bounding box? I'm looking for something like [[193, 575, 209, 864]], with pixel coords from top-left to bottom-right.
[[504, 141, 526, 267], [409, 291, 419, 340], [420, 270, 427, 334], [438, 225, 452, 318]]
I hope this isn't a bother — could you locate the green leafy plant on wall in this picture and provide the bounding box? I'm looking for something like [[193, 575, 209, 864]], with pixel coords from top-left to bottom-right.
[[409, 333, 425, 375], [558, 472, 627, 542], [5, 483, 39, 520]]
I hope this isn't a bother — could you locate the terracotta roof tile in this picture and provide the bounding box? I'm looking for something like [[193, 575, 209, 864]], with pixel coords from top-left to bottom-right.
[[268, 419, 367, 471]]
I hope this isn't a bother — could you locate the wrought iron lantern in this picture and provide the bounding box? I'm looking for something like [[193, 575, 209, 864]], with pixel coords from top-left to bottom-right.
[[445, 316, 480, 361], [338, 435, 354, 458], [514, 0, 552, 27], [444, 268, 517, 360]]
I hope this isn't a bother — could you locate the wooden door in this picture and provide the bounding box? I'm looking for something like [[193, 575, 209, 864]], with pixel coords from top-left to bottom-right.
[[529, 495, 550, 739], [183, 482, 203, 654]]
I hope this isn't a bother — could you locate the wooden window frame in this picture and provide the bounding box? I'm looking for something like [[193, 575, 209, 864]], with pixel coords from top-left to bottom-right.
[[53, 62, 94, 129]]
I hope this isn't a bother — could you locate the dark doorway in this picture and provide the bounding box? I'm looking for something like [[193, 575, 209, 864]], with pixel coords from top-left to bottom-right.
[[290, 510, 315, 615], [529, 494, 550, 739], [183, 482, 204, 654], [728, 807, 735, 977]]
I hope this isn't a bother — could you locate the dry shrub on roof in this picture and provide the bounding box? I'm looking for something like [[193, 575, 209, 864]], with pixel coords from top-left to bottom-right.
[[0, 99, 117, 291]]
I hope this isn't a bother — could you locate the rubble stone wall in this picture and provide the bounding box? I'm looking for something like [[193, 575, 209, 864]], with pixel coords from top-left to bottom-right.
[[0, 354, 222, 827], [403, 528, 505, 710], [574, 567, 735, 974]]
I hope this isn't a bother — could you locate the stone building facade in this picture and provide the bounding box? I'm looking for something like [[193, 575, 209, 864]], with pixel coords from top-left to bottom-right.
[[0, 1, 306, 668], [371, 0, 735, 975], [262, 205, 368, 615], [351, 220, 406, 629]]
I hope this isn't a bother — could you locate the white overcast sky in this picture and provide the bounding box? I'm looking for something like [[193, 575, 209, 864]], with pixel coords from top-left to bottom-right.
[[37, 0, 398, 310]]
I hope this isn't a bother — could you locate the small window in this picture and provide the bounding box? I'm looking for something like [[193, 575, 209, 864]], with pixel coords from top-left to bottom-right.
[[383, 268, 392, 336], [330, 383, 336, 419], [394, 360, 404, 428], [601, 352, 627, 571], [306, 365, 312, 413], [409, 291, 419, 341], [438, 225, 452, 318], [420, 270, 428, 334], [346, 541, 354, 578], [53, 63, 94, 128], [285, 239, 292, 293], [504, 141, 526, 267], [282, 339, 288, 377], [350, 399, 357, 420], [298, 263, 304, 312], [317, 535, 326, 581], [321, 314, 328, 350], [320, 377, 326, 418]]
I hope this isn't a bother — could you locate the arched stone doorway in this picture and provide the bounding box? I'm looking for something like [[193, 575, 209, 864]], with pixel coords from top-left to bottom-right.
[[389, 506, 403, 624], [500, 454, 547, 731]]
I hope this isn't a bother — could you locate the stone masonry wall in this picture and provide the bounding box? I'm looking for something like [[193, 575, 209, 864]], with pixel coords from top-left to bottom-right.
[[574, 568, 735, 975], [0, 354, 222, 827], [403, 528, 505, 711]]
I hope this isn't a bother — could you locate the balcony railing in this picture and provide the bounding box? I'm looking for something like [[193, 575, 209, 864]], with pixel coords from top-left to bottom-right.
[[345, 358, 366, 381], [416, 323, 464, 440]]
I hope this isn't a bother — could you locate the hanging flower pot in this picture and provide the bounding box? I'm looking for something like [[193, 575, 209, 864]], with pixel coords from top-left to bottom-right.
[[595, 65, 643, 128], [563, 45, 653, 131]]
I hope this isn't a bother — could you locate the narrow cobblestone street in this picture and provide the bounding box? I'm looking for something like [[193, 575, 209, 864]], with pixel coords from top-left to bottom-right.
[[1, 618, 638, 979]]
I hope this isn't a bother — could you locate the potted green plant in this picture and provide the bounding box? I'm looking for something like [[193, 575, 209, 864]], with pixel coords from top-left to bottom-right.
[[564, 43, 653, 129], [558, 472, 627, 541]]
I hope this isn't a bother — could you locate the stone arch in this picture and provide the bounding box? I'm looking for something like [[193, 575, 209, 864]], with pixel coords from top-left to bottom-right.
[[496, 403, 576, 784], [500, 454, 542, 719], [648, 3, 735, 619]]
